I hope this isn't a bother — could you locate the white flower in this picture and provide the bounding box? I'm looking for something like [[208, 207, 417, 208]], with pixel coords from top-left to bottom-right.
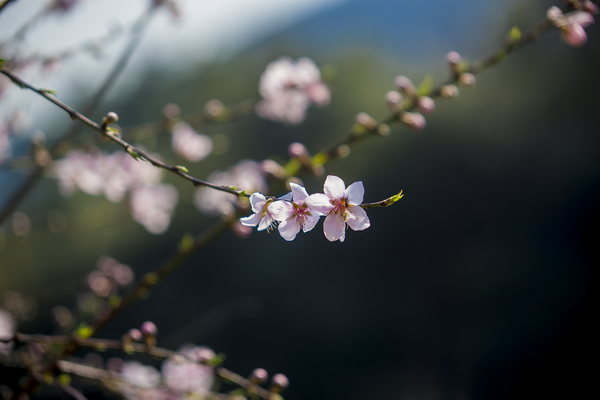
[[161, 345, 214, 395], [269, 183, 321, 241], [239, 192, 292, 231], [256, 56, 330, 124], [171, 122, 213, 162], [121, 361, 160, 389], [305, 175, 370, 242]]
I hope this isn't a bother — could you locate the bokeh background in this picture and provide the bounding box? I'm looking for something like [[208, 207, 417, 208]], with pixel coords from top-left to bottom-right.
[[1, 0, 598, 399]]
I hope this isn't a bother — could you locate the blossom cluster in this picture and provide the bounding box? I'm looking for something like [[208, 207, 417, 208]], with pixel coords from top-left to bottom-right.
[[118, 344, 214, 400], [547, 5, 596, 47], [256, 56, 331, 124], [240, 175, 370, 242], [54, 148, 178, 234]]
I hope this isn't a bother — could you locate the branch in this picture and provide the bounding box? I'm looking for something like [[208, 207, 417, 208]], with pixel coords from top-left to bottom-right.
[[12, 333, 275, 400], [360, 190, 404, 210], [0, 0, 17, 14]]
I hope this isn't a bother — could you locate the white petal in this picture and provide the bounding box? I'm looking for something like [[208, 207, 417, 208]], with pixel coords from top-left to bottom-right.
[[305, 193, 333, 215], [323, 214, 345, 242], [278, 219, 301, 241], [249, 193, 267, 213], [565, 11, 594, 28], [240, 212, 262, 227], [279, 192, 293, 201], [302, 213, 321, 233], [268, 201, 293, 221], [346, 206, 370, 231], [323, 175, 345, 199], [290, 182, 309, 202], [257, 212, 274, 231], [344, 181, 364, 206]]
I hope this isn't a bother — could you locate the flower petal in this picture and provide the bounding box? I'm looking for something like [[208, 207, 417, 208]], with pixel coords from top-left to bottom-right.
[[239, 212, 262, 227], [305, 193, 333, 215], [290, 182, 309, 202], [268, 201, 293, 221], [279, 191, 293, 201], [257, 212, 274, 231], [344, 181, 364, 206], [302, 213, 321, 233], [248, 192, 267, 213], [346, 206, 370, 231], [323, 175, 345, 199], [278, 219, 301, 241], [323, 214, 345, 242]]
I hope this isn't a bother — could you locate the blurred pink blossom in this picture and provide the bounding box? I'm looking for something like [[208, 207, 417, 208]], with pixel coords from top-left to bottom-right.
[[171, 122, 213, 162], [161, 345, 214, 395], [129, 183, 179, 235], [194, 160, 267, 217], [547, 6, 595, 47], [256, 56, 330, 124]]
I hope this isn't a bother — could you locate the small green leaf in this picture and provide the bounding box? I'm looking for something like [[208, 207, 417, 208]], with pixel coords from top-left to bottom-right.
[[58, 374, 71, 386], [77, 324, 93, 339], [126, 146, 142, 160], [175, 165, 188, 173], [387, 190, 404, 205], [509, 26, 521, 41], [178, 233, 194, 252], [40, 88, 57, 96], [417, 75, 434, 96]]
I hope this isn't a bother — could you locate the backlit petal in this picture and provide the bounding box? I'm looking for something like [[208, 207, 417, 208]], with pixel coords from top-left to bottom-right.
[[248, 192, 267, 214], [278, 219, 301, 241], [344, 181, 364, 205], [268, 201, 293, 221], [302, 213, 321, 233], [305, 193, 333, 215], [239, 212, 262, 227], [323, 214, 345, 242], [290, 182, 309, 202], [346, 206, 370, 231], [257, 212, 274, 231], [323, 175, 345, 199]]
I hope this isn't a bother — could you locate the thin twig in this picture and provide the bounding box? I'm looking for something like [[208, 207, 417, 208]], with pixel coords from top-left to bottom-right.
[[0, 0, 18, 14]]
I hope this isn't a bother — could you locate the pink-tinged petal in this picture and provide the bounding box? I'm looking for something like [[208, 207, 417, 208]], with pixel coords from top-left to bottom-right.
[[240, 212, 262, 227], [344, 181, 364, 206], [302, 213, 321, 233], [248, 192, 267, 213], [279, 192, 293, 201], [278, 219, 301, 241], [564, 23, 588, 47], [268, 201, 293, 221], [346, 206, 370, 231], [565, 11, 594, 28], [323, 214, 345, 242], [289, 182, 309, 202], [257, 213, 274, 231], [323, 175, 345, 199], [305, 193, 333, 215]]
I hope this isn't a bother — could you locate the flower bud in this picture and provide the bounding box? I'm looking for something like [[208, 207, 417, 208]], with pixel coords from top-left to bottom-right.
[[249, 368, 269, 384], [162, 103, 181, 120], [446, 51, 462, 66], [270, 373, 289, 393], [440, 84, 459, 98], [355, 112, 377, 130], [101, 112, 119, 128], [204, 99, 224, 119], [141, 321, 157, 347], [400, 112, 426, 132], [377, 123, 390, 136], [259, 159, 286, 179], [394, 75, 416, 97], [123, 328, 142, 342], [564, 23, 588, 47], [417, 96, 435, 114], [288, 142, 308, 158], [385, 90, 403, 113], [197, 347, 216, 364], [458, 72, 476, 87], [582, 1, 598, 14]]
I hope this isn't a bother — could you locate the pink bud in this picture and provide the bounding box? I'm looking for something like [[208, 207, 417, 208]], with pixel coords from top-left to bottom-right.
[[394, 76, 416, 95], [288, 142, 308, 158], [250, 368, 269, 384], [162, 103, 181, 120], [401, 112, 426, 131], [446, 51, 462, 65], [141, 321, 157, 337], [417, 96, 435, 114], [564, 23, 588, 47], [270, 373, 289, 392], [459, 72, 476, 87]]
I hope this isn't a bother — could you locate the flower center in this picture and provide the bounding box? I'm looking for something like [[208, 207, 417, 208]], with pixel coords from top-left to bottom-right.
[[330, 198, 349, 220]]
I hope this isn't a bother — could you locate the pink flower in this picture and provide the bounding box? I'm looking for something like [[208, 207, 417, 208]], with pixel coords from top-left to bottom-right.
[[547, 6, 595, 47], [129, 183, 179, 235], [171, 122, 213, 162], [161, 345, 214, 395], [269, 183, 321, 241], [239, 192, 292, 231], [256, 57, 330, 124], [305, 175, 370, 242]]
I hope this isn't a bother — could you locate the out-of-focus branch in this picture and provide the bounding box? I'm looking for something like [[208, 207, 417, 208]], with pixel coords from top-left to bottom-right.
[[0, 0, 18, 14], [12, 333, 275, 400]]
